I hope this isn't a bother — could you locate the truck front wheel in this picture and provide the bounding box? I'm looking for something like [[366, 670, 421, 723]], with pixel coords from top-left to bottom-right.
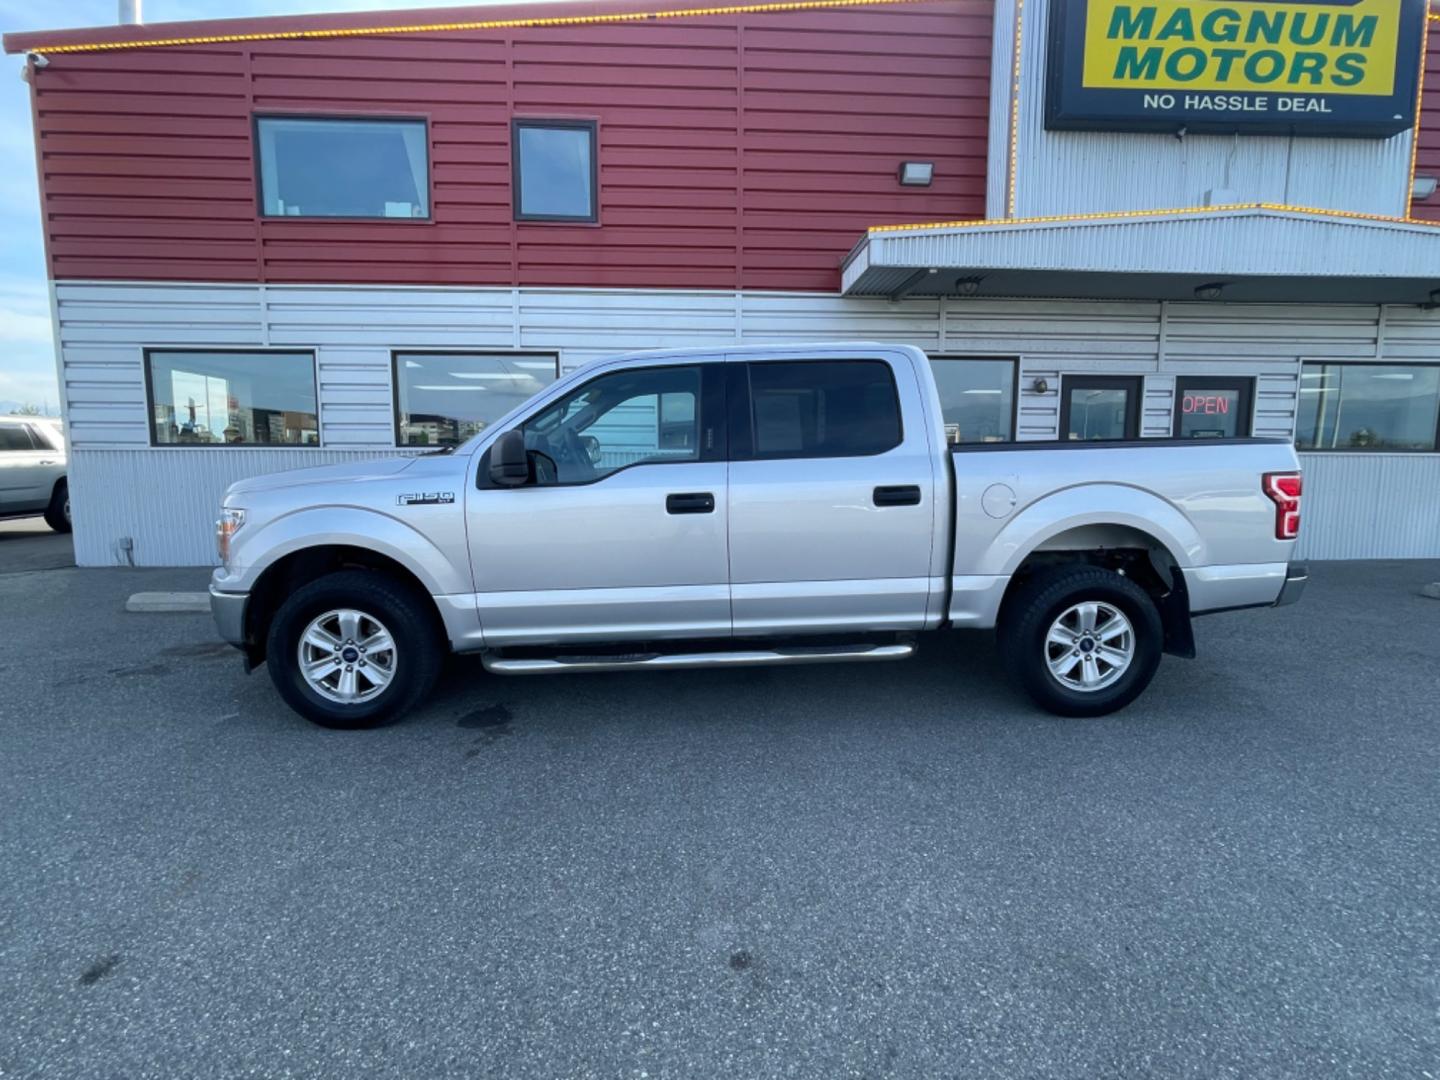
[[999, 566, 1163, 718], [265, 570, 443, 729]]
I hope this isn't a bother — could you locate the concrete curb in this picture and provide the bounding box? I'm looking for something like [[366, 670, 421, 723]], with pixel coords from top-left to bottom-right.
[[126, 591, 210, 614], [1422, 583, 1440, 601]]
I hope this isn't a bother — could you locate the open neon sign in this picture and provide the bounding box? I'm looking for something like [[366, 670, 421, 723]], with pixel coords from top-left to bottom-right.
[[1182, 394, 1233, 415]]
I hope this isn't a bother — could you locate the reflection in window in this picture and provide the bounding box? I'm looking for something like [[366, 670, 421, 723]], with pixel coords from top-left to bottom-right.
[[395, 354, 558, 447], [147, 351, 318, 446], [514, 120, 597, 221], [257, 117, 429, 219], [1296, 364, 1440, 451], [520, 365, 700, 484], [930, 358, 1014, 444]]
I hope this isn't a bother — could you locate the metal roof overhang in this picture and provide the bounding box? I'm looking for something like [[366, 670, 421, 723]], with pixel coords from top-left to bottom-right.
[[842, 206, 1440, 306]]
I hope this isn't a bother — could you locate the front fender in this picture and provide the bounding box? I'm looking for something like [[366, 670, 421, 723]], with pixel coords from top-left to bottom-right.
[[979, 484, 1206, 578], [221, 505, 469, 596]]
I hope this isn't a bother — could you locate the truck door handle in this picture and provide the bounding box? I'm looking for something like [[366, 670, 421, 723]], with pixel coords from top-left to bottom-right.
[[873, 485, 922, 507], [666, 492, 715, 514]]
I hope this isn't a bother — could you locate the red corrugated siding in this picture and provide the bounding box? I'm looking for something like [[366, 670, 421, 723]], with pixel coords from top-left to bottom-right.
[[27, 0, 993, 291], [1413, 23, 1440, 222]]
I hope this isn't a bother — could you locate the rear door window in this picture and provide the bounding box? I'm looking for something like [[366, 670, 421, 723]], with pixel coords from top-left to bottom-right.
[[745, 360, 902, 460], [0, 426, 35, 451]]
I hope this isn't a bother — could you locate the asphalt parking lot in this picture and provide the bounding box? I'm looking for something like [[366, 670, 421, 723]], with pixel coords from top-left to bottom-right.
[[2, 554, 1438, 1079], [0, 516, 74, 573]]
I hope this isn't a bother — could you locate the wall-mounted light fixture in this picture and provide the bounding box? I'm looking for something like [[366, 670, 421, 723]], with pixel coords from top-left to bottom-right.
[[1031, 377, 1050, 395], [898, 161, 934, 187], [955, 276, 983, 296], [1414, 175, 1438, 201], [1194, 282, 1225, 301]]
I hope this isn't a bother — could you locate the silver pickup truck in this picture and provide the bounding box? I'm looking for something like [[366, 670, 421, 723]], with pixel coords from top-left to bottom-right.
[[210, 343, 1306, 728]]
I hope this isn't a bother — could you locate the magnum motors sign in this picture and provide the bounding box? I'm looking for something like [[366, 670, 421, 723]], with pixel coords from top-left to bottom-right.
[[1045, 0, 1427, 137]]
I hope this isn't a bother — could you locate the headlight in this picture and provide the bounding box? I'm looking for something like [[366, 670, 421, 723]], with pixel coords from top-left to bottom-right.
[[215, 508, 246, 565]]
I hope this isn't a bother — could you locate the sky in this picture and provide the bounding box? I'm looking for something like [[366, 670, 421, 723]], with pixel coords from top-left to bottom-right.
[[0, 0, 552, 412]]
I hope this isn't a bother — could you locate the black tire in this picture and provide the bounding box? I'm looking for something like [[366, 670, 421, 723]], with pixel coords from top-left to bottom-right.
[[265, 570, 444, 729], [998, 565, 1163, 718], [44, 479, 71, 534]]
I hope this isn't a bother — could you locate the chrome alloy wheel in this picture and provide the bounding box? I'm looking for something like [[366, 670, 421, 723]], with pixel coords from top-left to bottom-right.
[[297, 608, 397, 705], [1044, 601, 1134, 693]]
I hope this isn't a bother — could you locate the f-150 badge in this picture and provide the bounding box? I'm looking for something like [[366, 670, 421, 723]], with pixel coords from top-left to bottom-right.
[[397, 492, 455, 506]]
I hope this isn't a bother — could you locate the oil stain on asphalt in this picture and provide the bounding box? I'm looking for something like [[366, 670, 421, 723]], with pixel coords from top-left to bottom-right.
[[78, 955, 120, 986], [459, 703, 512, 756]]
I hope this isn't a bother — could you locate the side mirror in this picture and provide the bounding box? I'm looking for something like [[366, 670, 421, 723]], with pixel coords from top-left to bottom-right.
[[488, 429, 530, 487]]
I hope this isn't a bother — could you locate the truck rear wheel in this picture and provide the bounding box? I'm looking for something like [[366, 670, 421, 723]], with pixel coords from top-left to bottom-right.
[[265, 570, 443, 729], [999, 565, 1163, 718]]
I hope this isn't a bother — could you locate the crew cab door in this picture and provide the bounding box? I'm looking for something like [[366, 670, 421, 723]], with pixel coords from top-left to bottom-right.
[[726, 354, 939, 635], [466, 360, 730, 645]]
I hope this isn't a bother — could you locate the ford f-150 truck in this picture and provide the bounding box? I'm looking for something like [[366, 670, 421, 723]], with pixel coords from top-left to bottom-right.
[[210, 343, 1306, 728]]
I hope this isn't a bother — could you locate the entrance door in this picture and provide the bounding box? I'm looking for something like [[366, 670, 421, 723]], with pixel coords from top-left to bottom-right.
[[1060, 375, 1142, 441], [466, 361, 730, 645], [726, 355, 939, 635]]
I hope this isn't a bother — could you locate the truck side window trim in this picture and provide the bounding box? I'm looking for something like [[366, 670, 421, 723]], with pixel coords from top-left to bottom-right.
[[730, 359, 905, 462], [476, 362, 726, 489]]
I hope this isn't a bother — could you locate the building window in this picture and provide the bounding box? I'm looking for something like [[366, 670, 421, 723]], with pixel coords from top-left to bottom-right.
[[746, 361, 902, 459], [394, 353, 559, 447], [146, 350, 319, 447], [1173, 376, 1254, 439], [1296, 363, 1440, 451], [929, 357, 1015, 444], [513, 120, 598, 222], [518, 365, 702, 484], [1060, 376, 1141, 441], [256, 117, 429, 219]]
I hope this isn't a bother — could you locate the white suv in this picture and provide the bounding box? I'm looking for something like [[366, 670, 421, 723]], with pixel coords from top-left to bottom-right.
[[0, 416, 69, 533]]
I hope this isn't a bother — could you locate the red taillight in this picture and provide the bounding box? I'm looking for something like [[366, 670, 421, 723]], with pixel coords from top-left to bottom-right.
[[1262, 472, 1303, 540]]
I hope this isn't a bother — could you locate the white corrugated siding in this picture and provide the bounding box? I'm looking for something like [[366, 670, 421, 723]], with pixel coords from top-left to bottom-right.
[[992, 0, 1415, 221], [1295, 454, 1440, 561], [68, 448, 406, 567], [50, 280, 1440, 564]]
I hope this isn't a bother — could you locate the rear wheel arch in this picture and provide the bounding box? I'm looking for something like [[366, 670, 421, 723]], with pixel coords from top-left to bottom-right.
[[998, 523, 1194, 659]]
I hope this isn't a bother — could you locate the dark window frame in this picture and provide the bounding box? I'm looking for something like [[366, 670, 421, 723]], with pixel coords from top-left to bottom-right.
[[511, 118, 600, 224], [142, 347, 321, 449], [927, 354, 1020, 445], [390, 350, 561, 448], [730, 359, 905, 462], [476, 362, 727, 489], [1172, 375, 1255, 440], [1295, 361, 1440, 454], [253, 113, 434, 223], [1060, 375, 1143, 442]]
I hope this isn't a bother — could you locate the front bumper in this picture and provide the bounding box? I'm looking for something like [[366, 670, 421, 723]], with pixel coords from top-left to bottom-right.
[[1274, 563, 1308, 607], [210, 584, 248, 646]]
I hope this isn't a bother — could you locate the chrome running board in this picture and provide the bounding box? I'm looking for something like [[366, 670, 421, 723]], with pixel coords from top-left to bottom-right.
[[482, 642, 914, 675]]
